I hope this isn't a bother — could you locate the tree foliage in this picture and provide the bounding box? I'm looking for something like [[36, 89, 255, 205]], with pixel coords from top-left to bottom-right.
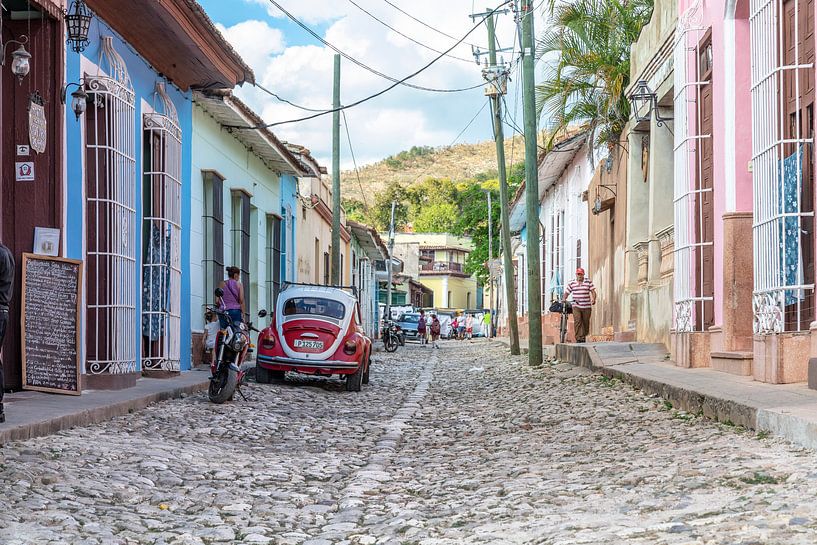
[[344, 165, 524, 285], [535, 0, 654, 148]]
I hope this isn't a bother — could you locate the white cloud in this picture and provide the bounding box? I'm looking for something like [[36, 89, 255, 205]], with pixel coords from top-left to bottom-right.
[[247, 0, 348, 24], [223, 0, 530, 172], [216, 20, 286, 71]]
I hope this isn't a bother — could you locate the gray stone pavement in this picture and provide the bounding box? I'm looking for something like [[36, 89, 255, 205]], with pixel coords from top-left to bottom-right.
[[2, 340, 817, 543], [510, 337, 817, 450]]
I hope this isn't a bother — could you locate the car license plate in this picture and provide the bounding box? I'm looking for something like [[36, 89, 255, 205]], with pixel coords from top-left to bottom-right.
[[294, 339, 324, 349]]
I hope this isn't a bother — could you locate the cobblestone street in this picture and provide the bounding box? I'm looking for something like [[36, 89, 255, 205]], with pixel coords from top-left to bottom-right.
[[3, 341, 817, 544]]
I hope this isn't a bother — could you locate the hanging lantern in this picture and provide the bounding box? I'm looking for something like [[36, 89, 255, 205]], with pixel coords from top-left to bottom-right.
[[66, 0, 92, 53], [10, 44, 31, 82], [61, 81, 88, 121], [628, 80, 655, 124], [70, 86, 88, 120], [1, 36, 31, 84]]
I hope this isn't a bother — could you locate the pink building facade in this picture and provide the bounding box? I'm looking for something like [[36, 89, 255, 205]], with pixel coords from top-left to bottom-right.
[[672, 0, 817, 384]]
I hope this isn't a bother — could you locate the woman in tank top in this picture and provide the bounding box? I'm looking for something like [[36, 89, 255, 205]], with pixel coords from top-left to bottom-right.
[[217, 266, 245, 327]]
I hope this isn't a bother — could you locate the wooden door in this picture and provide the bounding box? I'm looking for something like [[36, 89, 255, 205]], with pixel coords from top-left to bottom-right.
[[782, 0, 815, 331], [1, 12, 63, 389], [695, 35, 715, 331]]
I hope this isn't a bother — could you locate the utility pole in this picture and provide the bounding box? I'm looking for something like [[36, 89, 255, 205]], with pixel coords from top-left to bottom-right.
[[472, 7, 520, 354], [486, 189, 493, 338], [519, 0, 542, 365], [386, 200, 396, 320], [331, 53, 342, 285]]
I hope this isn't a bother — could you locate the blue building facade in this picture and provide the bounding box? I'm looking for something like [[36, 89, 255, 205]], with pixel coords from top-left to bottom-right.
[[62, 5, 251, 388]]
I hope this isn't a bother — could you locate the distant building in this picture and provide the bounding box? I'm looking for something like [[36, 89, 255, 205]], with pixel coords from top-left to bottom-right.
[[392, 233, 479, 309]]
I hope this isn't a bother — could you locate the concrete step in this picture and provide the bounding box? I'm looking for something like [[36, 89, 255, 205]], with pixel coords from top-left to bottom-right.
[[711, 351, 753, 376]]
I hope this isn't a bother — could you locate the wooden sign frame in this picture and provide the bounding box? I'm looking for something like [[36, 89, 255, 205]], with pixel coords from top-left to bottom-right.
[[20, 253, 83, 395]]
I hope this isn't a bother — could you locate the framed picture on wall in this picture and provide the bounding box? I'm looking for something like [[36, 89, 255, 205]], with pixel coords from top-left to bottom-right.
[[33, 227, 61, 257]]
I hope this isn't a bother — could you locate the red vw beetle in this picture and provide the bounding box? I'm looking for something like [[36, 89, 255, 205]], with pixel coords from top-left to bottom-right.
[[256, 283, 373, 391]]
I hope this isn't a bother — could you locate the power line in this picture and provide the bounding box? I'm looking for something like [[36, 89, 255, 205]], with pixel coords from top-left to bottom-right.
[[264, 0, 500, 93], [341, 109, 369, 210], [229, 3, 508, 129], [379, 0, 482, 50], [346, 0, 474, 64], [253, 82, 329, 113]]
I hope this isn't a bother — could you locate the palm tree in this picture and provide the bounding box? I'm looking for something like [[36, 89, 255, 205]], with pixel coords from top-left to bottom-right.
[[535, 0, 654, 149]]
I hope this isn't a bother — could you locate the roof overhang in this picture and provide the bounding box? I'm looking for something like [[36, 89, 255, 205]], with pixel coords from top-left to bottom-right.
[[194, 91, 307, 177], [347, 220, 388, 260], [537, 131, 589, 199], [86, 0, 254, 91], [508, 131, 589, 231]]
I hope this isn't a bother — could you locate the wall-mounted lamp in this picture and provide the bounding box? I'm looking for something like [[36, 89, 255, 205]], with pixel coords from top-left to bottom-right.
[[2, 35, 31, 83], [61, 81, 88, 120], [628, 80, 673, 127], [65, 0, 92, 53]]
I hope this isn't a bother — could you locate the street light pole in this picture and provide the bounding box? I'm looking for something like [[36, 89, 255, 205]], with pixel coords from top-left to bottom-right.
[[386, 200, 396, 320], [486, 189, 493, 338], [330, 53, 342, 285]]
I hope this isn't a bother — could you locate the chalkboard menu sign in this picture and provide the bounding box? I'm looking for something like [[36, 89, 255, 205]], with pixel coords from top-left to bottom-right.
[[21, 254, 83, 395]]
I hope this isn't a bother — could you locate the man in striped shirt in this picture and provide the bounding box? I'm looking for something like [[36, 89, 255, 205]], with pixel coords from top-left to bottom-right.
[[564, 268, 596, 343]]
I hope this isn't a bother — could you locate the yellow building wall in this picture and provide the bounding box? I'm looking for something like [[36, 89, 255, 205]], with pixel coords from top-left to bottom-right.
[[420, 275, 479, 309]]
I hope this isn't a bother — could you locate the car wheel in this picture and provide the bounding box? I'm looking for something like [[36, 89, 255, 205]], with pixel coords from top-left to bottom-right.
[[272, 370, 286, 381], [256, 364, 272, 384], [346, 364, 363, 392], [362, 353, 371, 385]]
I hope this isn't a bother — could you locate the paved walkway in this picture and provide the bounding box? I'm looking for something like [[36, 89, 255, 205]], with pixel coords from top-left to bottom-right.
[[497, 336, 817, 450], [0, 369, 210, 444]]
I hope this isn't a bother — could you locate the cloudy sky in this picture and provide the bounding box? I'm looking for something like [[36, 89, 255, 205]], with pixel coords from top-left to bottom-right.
[[197, 0, 544, 171]]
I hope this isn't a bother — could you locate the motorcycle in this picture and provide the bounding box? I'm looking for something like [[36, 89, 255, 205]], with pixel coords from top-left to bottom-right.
[[207, 288, 263, 404], [382, 320, 403, 353]]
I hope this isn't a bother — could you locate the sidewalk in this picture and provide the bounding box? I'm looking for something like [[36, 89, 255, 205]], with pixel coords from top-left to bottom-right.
[[495, 336, 817, 450], [0, 368, 210, 445]]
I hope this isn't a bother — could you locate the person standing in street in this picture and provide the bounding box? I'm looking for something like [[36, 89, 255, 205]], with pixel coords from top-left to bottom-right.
[[417, 310, 427, 346], [430, 314, 441, 349], [0, 241, 14, 423], [483, 310, 492, 339], [564, 268, 596, 343], [464, 314, 474, 342]]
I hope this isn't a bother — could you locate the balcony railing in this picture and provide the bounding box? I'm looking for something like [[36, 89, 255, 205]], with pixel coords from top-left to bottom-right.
[[421, 261, 463, 273]]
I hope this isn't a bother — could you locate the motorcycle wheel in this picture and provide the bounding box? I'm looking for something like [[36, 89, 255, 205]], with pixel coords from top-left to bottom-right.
[[384, 334, 399, 353], [208, 367, 238, 404]]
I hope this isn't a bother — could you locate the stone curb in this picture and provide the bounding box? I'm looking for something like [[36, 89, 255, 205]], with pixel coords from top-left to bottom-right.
[[0, 378, 209, 445]]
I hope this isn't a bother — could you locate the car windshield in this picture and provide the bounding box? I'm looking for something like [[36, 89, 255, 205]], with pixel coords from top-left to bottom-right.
[[282, 297, 346, 320], [399, 314, 420, 323]]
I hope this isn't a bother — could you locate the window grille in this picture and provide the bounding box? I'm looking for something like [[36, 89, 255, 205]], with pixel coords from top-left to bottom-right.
[[673, 11, 715, 332], [203, 172, 224, 309], [750, 0, 816, 332], [141, 82, 182, 372], [85, 37, 137, 376], [541, 222, 548, 310], [267, 215, 282, 309]]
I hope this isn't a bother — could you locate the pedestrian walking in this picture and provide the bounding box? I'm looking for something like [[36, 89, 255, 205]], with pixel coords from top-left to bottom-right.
[[564, 268, 596, 343], [456, 313, 466, 341], [430, 314, 441, 349], [417, 310, 427, 345], [450, 316, 458, 340], [217, 266, 245, 327], [0, 241, 14, 423], [465, 314, 474, 342], [483, 310, 492, 339]]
